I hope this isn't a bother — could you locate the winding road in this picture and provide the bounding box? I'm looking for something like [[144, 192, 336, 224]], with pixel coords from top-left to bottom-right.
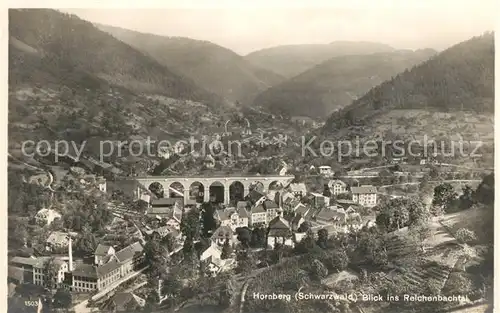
[[8, 153, 56, 205]]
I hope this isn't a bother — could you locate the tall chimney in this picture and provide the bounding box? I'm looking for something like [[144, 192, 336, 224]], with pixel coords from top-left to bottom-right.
[[68, 236, 73, 272]]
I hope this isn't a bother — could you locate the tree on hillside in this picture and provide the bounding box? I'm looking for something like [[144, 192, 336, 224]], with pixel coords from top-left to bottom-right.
[[294, 229, 322, 255], [250, 227, 266, 248], [180, 208, 200, 240], [474, 173, 494, 205], [182, 237, 196, 260], [323, 184, 332, 197], [310, 259, 328, 280], [442, 272, 473, 296], [376, 204, 409, 232], [432, 183, 457, 213], [144, 240, 168, 278], [327, 249, 349, 272], [459, 185, 476, 210], [53, 288, 72, 308], [455, 228, 477, 244], [161, 233, 176, 253], [221, 239, 232, 259], [200, 202, 217, 237], [235, 250, 256, 274], [8, 222, 28, 248], [407, 197, 430, 224], [236, 227, 252, 248], [317, 229, 329, 249], [75, 229, 97, 256], [43, 257, 59, 290], [408, 223, 432, 253], [357, 229, 389, 267]]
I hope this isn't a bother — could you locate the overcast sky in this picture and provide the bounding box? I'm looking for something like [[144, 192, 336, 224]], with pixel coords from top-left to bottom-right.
[[62, 4, 496, 55]]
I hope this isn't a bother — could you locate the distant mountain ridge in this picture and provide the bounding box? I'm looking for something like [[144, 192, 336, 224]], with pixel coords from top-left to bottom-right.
[[96, 23, 285, 105], [324, 32, 494, 131], [245, 41, 396, 78], [9, 9, 222, 106], [253, 49, 437, 118]]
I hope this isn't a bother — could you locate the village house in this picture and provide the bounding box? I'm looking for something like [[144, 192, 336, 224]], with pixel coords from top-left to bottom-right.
[[211, 226, 234, 246], [165, 202, 183, 230], [351, 185, 378, 207], [288, 183, 307, 198], [335, 199, 360, 214], [267, 215, 293, 249], [94, 244, 115, 266], [102, 292, 146, 312], [70, 241, 144, 292], [215, 207, 249, 231], [203, 155, 215, 169], [246, 189, 267, 207], [77, 174, 107, 192], [249, 204, 267, 227], [200, 242, 222, 262], [146, 199, 183, 226], [318, 165, 333, 177], [308, 192, 330, 208], [263, 199, 279, 222], [281, 192, 299, 212], [291, 214, 306, 232], [202, 255, 236, 277], [9, 256, 68, 287], [293, 203, 309, 216], [315, 206, 347, 224], [34, 208, 62, 226], [145, 225, 181, 240], [328, 179, 348, 195], [45, 231, 77, 252]]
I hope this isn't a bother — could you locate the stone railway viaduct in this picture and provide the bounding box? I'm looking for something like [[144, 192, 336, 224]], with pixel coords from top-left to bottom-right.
[[117, 174, 295, 205]]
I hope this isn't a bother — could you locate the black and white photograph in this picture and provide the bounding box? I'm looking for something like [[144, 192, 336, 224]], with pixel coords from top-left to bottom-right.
[[5, 2, 496, 313]]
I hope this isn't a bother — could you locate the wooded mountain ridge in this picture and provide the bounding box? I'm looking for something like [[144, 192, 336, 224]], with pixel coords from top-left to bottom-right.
[[253, 49, 437, 118]]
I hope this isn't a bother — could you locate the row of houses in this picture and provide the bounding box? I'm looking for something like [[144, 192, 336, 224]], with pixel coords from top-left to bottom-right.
[[8, 237, 145, 293], [288, 180, 378, 208]]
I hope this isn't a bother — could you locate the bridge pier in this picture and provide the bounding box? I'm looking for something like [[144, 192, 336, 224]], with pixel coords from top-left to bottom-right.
[[224, 188, 230, 205], [203, 190, 210, 203], [127, 175, 295, 207]]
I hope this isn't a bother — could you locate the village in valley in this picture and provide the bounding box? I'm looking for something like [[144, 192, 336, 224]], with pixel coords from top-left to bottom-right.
[[7, 137, 494, 313], [6, 8, 495, 313]]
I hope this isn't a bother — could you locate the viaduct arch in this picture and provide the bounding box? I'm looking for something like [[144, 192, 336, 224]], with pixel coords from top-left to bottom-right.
[[123, 174, 294, 205]]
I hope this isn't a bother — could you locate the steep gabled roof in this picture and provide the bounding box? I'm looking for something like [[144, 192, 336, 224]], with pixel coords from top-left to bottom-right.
[[237, 207, 249, 218], [95, 244, 113, 256], [268, 216, 292, 237], [251, 204, 266, 214], [247, 190, 266, 205], [329, 179, 347, 187], [106, 292, 144, 312], [215, 209, 231, 221], [72, 264, 98, 279], [96, 259, 121, 277], [263, 199, 279, 209], [211, 226, 233, 240], [268, 216, 290, 229], [114, 242, 143, 263], [351, 185, 377, 194], [151, 198, 182, 207]]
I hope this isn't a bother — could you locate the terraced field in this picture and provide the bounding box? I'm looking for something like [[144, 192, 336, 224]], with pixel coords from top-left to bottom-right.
[[398, 262, 452, 289]]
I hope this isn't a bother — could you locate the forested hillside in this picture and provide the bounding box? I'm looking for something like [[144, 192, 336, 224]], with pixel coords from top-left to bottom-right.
[[245, 41, 395, 78], [97, 23, 285, 105], [9, 9, 221, 105], [253, 49, 436, 118], [324, 32, 494, 130]]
